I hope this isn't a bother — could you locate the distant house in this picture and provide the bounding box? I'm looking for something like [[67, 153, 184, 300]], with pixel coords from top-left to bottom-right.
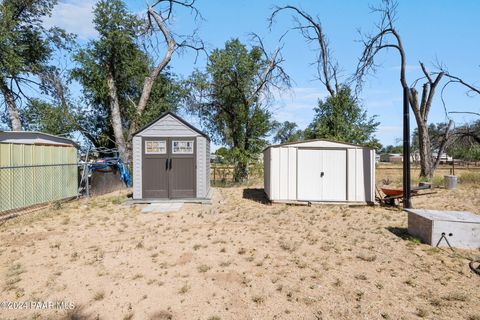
[[432, 152, 453, 164]]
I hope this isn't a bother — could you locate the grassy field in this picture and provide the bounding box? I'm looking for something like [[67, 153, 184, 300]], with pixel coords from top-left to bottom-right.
[[0, 169, 479, 319]]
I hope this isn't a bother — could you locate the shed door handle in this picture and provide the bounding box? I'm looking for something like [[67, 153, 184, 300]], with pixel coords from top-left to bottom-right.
[[320, 172, 324, 177], [169, 158, 173, 170]]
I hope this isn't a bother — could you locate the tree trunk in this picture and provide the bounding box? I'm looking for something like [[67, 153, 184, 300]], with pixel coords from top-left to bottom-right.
[[0, 80, 22, 131], [417, 122, 433, 179], [106, 66, 129, 164], [432, 120, 453, 172], [234, 161, 248, 183]]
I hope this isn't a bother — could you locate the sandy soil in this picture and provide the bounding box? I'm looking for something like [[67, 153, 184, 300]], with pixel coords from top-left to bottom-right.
[[0, 183, 479, 320]]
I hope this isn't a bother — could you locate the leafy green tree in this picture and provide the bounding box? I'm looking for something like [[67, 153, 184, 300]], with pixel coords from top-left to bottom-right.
[[304, 86, 380, 148], [21, 99, 77, 135], [0, 0, 72, 130], [380, 145, 403, 154], [186, 38, 290, 182], [72, 0, 201, 162], [71, 0, 184, 156], [273, 121, 303, 144]]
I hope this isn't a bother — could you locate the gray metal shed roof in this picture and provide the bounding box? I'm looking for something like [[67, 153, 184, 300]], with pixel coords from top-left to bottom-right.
[[0, 131, 79, 148]]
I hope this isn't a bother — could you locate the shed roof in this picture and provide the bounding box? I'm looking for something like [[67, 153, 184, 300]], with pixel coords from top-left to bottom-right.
[[0, 131, 79, 148], [264, 139, 375, 151], [132, 111, 210, 141]]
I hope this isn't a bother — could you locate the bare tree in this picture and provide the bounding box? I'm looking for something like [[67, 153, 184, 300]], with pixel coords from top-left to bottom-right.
[[107, 0, 204, 163], [268, 5, 339, 97], [355, 0, 479, 180]]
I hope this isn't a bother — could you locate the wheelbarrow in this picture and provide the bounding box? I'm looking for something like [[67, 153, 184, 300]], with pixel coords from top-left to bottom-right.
[[376, 185, 436, 206]]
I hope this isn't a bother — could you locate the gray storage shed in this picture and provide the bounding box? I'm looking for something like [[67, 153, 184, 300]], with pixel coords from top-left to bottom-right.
[[132, 112, 210, 200]]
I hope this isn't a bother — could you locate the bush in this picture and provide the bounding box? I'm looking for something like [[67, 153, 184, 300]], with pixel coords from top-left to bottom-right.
[[459, 171, 480, 184]]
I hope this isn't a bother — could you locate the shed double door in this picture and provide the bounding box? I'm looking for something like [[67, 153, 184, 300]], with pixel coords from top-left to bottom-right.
[[142, 137, 195, 199], [297, 148, 347, 201]]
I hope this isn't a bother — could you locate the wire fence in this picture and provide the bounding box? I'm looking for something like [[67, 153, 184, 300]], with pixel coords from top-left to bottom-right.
[[210, 163, 263, 186], [0, 163, 78, 218]]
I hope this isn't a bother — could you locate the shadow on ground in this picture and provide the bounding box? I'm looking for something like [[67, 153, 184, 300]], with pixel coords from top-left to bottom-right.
[[386, 227, 422, 243], [242, 188, 270, 204]]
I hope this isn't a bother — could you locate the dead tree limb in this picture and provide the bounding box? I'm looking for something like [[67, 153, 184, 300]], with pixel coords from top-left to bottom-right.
[[268, 5, 338, 97]]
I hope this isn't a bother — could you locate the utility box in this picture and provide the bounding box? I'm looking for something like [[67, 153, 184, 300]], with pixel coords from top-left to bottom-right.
[[405, 209, 480, 249]]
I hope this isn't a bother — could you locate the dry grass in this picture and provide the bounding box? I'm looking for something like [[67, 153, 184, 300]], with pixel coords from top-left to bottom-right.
[[0, 180, 479, 319]]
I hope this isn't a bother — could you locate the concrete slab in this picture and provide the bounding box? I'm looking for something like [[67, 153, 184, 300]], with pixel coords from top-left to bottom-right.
[[141, 203, 183, 213], [128, 188, 215, 205]]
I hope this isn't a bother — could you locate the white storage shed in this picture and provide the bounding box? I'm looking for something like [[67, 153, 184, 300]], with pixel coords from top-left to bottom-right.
[[263, 140, 375, 204]]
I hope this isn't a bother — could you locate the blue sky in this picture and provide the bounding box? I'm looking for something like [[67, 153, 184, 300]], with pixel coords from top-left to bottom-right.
[[40, 0, 480, 147]]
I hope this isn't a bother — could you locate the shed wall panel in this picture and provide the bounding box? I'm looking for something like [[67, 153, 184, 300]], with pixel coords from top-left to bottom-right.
[[288, 147, 297, 200], [196, 136, 207, 198], [132, 136, 142, 199], [370, 150, 376, 202], [205, 140, 210, 195], [347, 149, 356, 201], [355, 148, 365, 202], [270, 148, 280, 200], [263, 149, 271, 199], [279, 147, 289, 199]]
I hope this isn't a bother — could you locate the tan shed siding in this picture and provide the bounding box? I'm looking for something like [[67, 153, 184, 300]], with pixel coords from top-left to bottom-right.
[[196, 136, 207, 198], [138, 114, 198, 137], [0, 143, 77, 213], [132, 136, 142, 199]]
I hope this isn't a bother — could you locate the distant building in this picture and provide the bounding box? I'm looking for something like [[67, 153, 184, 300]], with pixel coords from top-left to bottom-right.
[[432, 152, 453, 164], [380, 153, 403, 163]]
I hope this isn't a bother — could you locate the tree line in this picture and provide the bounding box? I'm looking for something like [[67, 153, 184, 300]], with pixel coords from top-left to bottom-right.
[[0, 0, 479, 182]]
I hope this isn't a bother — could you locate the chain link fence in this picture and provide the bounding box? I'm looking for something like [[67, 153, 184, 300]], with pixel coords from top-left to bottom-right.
[[0, 163, 78, 218]]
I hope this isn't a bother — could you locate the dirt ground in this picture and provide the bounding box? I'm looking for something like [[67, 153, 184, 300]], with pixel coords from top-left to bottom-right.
[[0, 183, 479, 320]]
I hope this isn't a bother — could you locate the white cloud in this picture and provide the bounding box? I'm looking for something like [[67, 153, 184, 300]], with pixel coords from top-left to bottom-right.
[[44, 0, 97, 40], [269, 86, 328, 129]]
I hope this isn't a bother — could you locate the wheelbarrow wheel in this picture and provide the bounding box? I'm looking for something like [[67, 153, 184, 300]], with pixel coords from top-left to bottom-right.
[[384, 196, 396, 206]]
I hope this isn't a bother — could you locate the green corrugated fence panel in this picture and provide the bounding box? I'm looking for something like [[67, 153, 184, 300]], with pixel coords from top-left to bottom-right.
[[0, 144, 12, 211], [0, 143, 78, 213]]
